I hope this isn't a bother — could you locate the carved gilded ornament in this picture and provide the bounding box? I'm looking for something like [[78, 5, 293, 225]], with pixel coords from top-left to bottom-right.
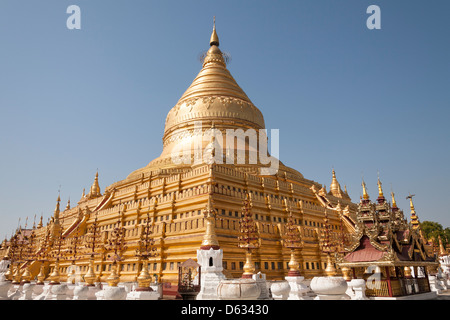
[[165, 95, 264, 130]]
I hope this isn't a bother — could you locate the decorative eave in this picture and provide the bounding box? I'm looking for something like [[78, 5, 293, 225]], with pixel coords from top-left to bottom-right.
[[338, 260, 439, 268]]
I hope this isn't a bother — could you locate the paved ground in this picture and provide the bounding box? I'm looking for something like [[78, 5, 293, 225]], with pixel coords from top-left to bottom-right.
[[434, 290, 450, 300]]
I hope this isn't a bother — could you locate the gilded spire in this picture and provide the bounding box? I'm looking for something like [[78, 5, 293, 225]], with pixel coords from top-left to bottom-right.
[[377, 177, 384, 198], [406, 194, 420, 229], [54, 194, 61, 218], [52, 195, 61, 228], [408, 194, 416, 213], [391, 191, 397, 208], [37, 214, 43, 228], [210, 16, 219, 46], [329, 168, 343, 198], [362, 179, 369, 200], [65, 198, 71, 210], [202, 19, 226, 68], [88, 171, 101, 199]]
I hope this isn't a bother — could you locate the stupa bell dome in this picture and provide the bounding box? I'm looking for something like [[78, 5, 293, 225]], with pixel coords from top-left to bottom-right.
[[163, 24, 265, 139], [128, 21, 266, 176], [127, 20, 302, 180]]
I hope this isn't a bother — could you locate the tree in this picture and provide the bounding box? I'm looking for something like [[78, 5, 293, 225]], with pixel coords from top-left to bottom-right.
[[444, 228, 450, 246], [420, 221, 448, 247]]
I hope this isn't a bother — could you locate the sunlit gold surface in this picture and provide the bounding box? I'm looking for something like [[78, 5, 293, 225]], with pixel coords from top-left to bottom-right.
[[242, 250, 255, 279], [49, 260, 61, 285], [136, 262, 151, 289], [404, 266, 412, 278], [329, 169, 344, 198], [324, 253, 336, 277], [106, 262, 120, 287], [11, 264, 21, 284], [129, 21, 266, 176], [84, 258, 96, 286], [362, 179, 369, 200], [377, 177, 384, 198], [288, 249, 301, 276], [4, 263, 12, 281], [21, 265, 32, 283], [36, 264, 46, 285], [341, 266, 352, 281], [391, 191, 397, 208], [200, 194, 219, 249], [0, 21, 362, 286]]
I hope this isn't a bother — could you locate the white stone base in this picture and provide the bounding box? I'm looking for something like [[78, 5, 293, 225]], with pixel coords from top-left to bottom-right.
[[437, 277, 448, 291], [73, 284, 100, 300], [150, 283, 163, 299], [101, 286, 127, 300], [253, 273, 271, 300], [270, 280, 290, 300], [196, 273, 226, 300], [34, 284, 52, 300], [314, 294, 350, 300], [65, 283, 76, 300], [127, 290, 160, 300], [429, 275, 443, 294], [45, 283, 68, 300], [18, 283, 34, 300], [285, 276, 311, 300], [95, 288, 104, 300], [445, 279, 450, 288], [0, 281, 12, 300], [8, 285, 23, 300], [310, 276, 350, 300], [345, 279, 368, 300], [196, 248, 227, 300], [32, 284, 44, 299], [217, 279, 261, 300], [72, 284, 89, 300]]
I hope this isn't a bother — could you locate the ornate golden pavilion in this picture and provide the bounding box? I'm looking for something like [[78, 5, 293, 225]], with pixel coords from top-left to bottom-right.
[[337, 179, 438, 297], [2, 21, 390, 287]]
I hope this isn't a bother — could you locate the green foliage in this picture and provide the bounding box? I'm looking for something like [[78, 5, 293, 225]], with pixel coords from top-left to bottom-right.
[[420, 221, 448, 247]]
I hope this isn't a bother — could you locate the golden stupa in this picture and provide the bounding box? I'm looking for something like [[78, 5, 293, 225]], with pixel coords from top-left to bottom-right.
[[1, 21, 359, 288]]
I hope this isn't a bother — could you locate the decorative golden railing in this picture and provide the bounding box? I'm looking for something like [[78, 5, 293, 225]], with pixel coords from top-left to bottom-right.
[[365, 279, 390, 297], [365, 278, 430, 297]]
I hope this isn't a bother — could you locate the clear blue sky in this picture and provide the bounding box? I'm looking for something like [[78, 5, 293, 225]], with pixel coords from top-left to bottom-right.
[[0, 0, 449, 239]]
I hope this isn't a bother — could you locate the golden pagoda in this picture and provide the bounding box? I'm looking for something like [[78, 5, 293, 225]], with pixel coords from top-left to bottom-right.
[[0, 20, 358, 291]]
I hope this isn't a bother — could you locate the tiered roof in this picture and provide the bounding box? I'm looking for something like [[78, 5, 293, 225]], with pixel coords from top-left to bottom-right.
[[338, 179, 437, 268]]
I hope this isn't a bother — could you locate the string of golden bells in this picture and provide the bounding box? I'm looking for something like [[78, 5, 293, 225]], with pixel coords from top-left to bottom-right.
[[135, 211, 158, 291], [238, 193, 260, 279], [283, 205, 303, 277], [105, 210, 127, 287], [48, 225, 65, 285], [83, 212, 101, 286], [36, 228, 52, 285], [319, 211, 338, 277], [20, 231, 36, 284]]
